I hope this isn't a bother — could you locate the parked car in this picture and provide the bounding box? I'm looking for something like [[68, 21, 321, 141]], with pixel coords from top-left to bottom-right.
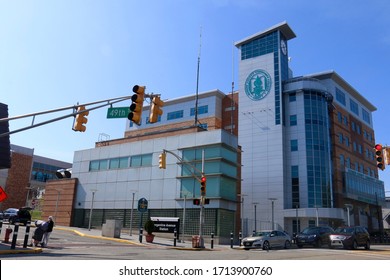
[[242, 230, 292, 250], [0, 208, 19, 222], [329, 226, 370, 250], [1, 207, 31, 226], [296, 226, 334, 248]]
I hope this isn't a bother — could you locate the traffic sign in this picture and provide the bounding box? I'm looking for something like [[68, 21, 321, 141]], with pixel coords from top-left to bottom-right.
[[137, 198, 148, 213], [107, 107, 130, 119], [0, 186, 8, 202]]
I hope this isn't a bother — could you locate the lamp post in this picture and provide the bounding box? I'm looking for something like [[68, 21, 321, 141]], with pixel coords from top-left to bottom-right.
[[88, 189, 97, 231], [268, 198, 277, 230], [129, 191, 137, 235], [252, 202, 259, 232], [344, 204, 353, 226]]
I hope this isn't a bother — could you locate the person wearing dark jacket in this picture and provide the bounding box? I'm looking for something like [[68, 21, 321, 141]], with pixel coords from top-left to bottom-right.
[[41, 216, 54, 247]]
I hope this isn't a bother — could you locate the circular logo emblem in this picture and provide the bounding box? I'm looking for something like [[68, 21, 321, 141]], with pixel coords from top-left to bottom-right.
[[244, 69, 272, 101]]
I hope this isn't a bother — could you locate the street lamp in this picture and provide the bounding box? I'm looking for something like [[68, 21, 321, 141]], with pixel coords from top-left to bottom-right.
[[88, 189, 97, 231], [268, 198, 277, 230], [129, 191, 137, 236], [252, 202, 259, 232], [345, 204, 353, 226], [180, 190, 192, 243]]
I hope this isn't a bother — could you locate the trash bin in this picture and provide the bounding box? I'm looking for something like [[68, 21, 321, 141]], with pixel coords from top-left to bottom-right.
[[192, 235, 200, 248]]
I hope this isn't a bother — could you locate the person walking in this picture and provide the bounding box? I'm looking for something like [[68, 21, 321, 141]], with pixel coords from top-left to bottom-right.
[[41, 216, 54, 247]]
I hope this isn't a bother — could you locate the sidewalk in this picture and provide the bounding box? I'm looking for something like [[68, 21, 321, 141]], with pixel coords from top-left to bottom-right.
[[0, 225, 231, 255]]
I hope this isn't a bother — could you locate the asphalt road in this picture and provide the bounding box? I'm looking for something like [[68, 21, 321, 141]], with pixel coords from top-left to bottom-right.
[[1, 227, 390, 260]]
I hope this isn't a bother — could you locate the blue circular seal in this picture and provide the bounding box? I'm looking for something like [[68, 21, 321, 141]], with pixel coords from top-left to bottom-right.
[[244, 69, 272, 101]]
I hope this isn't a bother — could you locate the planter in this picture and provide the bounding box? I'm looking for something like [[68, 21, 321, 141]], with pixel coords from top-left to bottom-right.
[[145, 233, 155, 243]]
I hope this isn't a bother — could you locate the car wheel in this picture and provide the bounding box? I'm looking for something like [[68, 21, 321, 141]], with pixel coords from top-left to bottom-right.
[[262, 241, 270, 250], [284, 240, 291, 249], [244, 248, 250, 251], [364, 240, 370, 250], [315, 239, 322, 248], [9, 218, 15, 225], [297, 244, 303, 248], [352, 240, 358, 250]]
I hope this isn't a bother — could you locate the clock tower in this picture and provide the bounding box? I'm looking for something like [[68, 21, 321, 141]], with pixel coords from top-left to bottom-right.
[[235, 22, 296, 234]]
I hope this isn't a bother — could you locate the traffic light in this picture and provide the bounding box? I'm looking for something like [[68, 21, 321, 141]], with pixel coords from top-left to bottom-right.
[[0, 103, 11, 169], [374, 144, 385, 170], [159, 152, 166, 169], [193, 198, 201, 206], [149, 96, 164, 123], [200, 176, 206, 196], [73, 105, 89, 132], [128, 85, 145, 125]]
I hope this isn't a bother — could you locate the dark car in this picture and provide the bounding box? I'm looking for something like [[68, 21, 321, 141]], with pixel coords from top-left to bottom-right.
[[296, 226, 334, 248], [329, 226, 370, 250], [8, 207, 32, 226]]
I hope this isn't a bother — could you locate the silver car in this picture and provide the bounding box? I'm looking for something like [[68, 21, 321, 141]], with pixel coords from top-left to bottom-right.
[[242, 230, 292, 250]]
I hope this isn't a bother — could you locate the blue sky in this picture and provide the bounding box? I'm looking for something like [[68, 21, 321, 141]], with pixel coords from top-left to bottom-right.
[[1, 0, 389, 193]]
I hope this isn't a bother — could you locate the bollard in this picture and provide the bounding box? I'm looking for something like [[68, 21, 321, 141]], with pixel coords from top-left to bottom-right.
[[23, 221, 32, 248], [139, 228, 143, 243], [11, 222, 19, 249], [211, 232, 214, 249], [230, 231, 234, 249], [174, 230, 177, 247], [239, 231, 242, 246]]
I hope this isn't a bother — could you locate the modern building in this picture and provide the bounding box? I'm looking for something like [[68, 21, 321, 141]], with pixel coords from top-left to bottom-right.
[[60, 21, 385, 242], [0, 144, 72, 211], [235, 21, 385, 235], [70, 90, 240, 243]]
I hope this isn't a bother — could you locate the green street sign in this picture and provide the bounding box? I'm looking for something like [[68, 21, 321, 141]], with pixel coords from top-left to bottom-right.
[[107, 107, 130, 119]]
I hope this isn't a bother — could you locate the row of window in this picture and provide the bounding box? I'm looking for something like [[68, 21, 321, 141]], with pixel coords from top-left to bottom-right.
[[89, 154, 153, 171], [339, 154, 376, 178], [129, 105, 208, 127], [337, 132, 375, 160], [337, 111, 373, 142], [335, 88, 371, 124]]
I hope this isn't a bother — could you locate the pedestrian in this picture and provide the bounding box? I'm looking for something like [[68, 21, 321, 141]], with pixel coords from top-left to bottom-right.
[[41, 216, 54, 247], [30, 220, 47, 247]]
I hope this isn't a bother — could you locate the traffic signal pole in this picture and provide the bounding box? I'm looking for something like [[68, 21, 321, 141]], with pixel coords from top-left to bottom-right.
[[0, 95, 136, 137]]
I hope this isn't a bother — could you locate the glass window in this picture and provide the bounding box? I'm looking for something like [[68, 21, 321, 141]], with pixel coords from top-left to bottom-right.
[[290, 115, 297, 126], [362, 109, 370, 124], [119, 157, 129, 168], [289, 93, 296, 102], [167, 110, 184, 120], [141, 154, 152, 166], [99, 159, 108, 170], [190, 105, 208, 116], [291, 139, 298, 151], [350, 99, 359, 116], [131, 155, 142, 167], [336, 88, 346, 106], [110, 158, 119, 169]]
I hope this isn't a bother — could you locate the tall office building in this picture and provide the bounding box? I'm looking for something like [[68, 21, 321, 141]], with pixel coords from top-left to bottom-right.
[[235, 22, 385, 235]]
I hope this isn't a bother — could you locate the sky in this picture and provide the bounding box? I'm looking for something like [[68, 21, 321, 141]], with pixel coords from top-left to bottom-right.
[[1, 0, 389, 193]]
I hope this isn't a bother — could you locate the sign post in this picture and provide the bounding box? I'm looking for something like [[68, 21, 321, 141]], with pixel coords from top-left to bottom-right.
[[137, 198, 148, 243]]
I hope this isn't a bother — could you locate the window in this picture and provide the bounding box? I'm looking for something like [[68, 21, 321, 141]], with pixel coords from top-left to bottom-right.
[[290, 115, 297, 126], [338, 133, 343, 144], [167, 110, 184, 120], [350, 99, 359, 116], [291, 139, 298, 151], [289, 93, 296, 102], [340, 154, 344, 166], [336, 88, 346, 106], [190, 105, 208, 116], [362, 109, 371, 124]]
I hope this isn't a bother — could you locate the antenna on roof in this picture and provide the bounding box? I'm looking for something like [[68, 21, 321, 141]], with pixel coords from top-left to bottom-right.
[[194, 26, 202, 127]]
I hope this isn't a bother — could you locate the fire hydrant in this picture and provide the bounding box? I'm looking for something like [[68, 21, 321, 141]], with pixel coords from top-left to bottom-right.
[[4, 226, 13, 243]]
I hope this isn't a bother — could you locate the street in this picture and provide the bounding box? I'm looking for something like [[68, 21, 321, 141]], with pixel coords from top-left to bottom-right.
[[1, 225, 390, 260]]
